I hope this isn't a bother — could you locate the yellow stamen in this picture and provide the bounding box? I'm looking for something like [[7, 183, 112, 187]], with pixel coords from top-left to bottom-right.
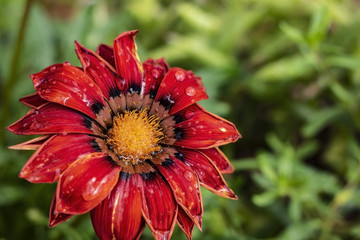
[[106, 109, 163, 165]]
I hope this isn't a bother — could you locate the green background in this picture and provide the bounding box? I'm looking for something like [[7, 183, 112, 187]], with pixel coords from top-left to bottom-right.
[[1, 0, 360, 239]]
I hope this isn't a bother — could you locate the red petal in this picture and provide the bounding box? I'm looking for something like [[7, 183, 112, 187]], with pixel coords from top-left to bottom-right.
[[8, 135, 50, 150], [155, 68, 208, 115], [49, 194, 72, 227], [198, 147, 235, 174], [177, 206, 195, 240], [90, 173, 145, 240], [75, 41, 123, 100], [7, 103, 102, 136], [113, 30, 144, 91], [97, 44, 115, 69], [156, 157, 203, 230], [56, 152, 120, 214], [139, 172, 177, 240], [178, 149, 237, 199], [19, 93, 48, 108], [174, 104, 241, 149], [142, 58, 169, 96], [31, 63, 108, 121], [19, 134, 102, 183]]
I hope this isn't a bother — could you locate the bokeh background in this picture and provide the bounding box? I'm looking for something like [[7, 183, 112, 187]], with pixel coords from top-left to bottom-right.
[[1, 0, 360, 239]]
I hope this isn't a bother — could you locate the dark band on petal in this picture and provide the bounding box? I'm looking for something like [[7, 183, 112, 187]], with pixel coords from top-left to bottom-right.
[[129, 84, 141, 94], [106, 155, 119, 166], [159, 94, 174, 110], [173, 114, 183, 124], [90, 139, 101, 152], [174, 152, 185, 162], [149, 90, 156, 99], [91, 102, 105, 114], [161, 158, 174, 167], [120, 171, 131, 180], [140, 171, 156, 181], [83, 117, 93, 129], [109, 88, 122, 98], [174, 128, 183, 140]]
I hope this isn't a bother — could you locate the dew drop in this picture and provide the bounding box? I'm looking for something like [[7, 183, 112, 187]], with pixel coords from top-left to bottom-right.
[[82, 177, 100, 201], [99, 62, 105, 68], [45, 89, 51, 94], [219, 127, 227, 132], [63, 61, 71, 66], [50, 66, 57, 71], [89, 82, 94, 87], [151, 69, 160, 79], [185, 86, 196, 97], [160, 82, 166, 88], [83, 56, 91, 68], [183, 170, 195, 182], [175, 71, 186, 81], [185, 111, 195, 119], [188, 186, 194, 192]]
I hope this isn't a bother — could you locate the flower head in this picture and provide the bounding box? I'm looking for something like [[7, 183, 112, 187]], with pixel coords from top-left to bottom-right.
[[8, 30, 241, 240]]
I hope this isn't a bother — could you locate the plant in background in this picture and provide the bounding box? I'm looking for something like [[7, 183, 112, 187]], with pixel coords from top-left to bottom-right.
[[7, 30, 240, 240]]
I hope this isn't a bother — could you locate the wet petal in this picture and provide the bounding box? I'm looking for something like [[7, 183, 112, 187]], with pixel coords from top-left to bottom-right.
[[75, 41, 122, 100], [7, 103, 103, 136], [8, 135, 50, 150], [177, 206, 195, 240], [113, 30, 144, 92], [174, 104, 241, 149], [177, 149, 237, 199], [142, 58, 169, 96], [139, 172, 177, 240], [155, 68, 208, 115], [49, 194, 72, 227], [156, 157, 203, 230], [19, 93, 48, 108], [198, 147, 235, 174], [96, 44, 115, 69], [31, 62, 110, 126], [19, 134, 103, 183], [56, 152, 120, 215], [90, 173, 145, 240]]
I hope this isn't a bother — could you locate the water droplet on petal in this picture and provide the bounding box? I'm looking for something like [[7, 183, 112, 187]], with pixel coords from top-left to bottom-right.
[[50, 66, 57, 71], [188, 186, 194, 192], [89, 82, 94, 87], [63, 61, 71, 66], [160, 82, 166, 88], [219, 127, 227, 132], [99, 62, 105, 68], [83, 56, 91, 68], [82, 177, 100, 201], [185, 86, 196, 97], [183, 170, 195, 182], [151, 69, 160, 79], [185, 111, 194, 119], [175, 71, 186, 81]]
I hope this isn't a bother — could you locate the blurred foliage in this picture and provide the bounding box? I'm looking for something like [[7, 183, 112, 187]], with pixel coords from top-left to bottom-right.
[[1, 0, 360, 239]]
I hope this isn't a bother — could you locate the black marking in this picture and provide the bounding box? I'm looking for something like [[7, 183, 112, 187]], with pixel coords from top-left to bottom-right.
[[159, 94, 174, 110], [109, 88, 122, 98], [91, 102, 104, 114], [149, 89, 156, 99], [83, 117, 92, 129], [175, 152, 185, 162], [129, 84, 141, 94], [120, 171, 131, 180], [174, 128, 183, 140], [106, 155, 118, 166], [140, 171, 156, 181], [173, 114, 183, 124], [161, 158, 174, 167], [90, 139, 101, 152]]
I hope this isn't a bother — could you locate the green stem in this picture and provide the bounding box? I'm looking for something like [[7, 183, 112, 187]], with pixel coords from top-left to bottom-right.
[[0, 0, 34, 146]]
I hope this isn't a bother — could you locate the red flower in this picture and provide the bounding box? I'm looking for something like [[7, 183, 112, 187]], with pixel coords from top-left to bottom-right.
[[8, 30, 241, 240]]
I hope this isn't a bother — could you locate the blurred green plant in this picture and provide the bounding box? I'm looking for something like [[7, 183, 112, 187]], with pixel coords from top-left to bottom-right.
[[1, 0, 360, 239]]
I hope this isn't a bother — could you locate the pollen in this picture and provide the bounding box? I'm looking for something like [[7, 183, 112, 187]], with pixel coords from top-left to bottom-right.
[[106, 109, 163, 165]]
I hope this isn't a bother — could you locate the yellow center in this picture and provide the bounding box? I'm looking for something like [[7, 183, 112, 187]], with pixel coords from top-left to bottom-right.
[[106, 109, 163, 165]]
